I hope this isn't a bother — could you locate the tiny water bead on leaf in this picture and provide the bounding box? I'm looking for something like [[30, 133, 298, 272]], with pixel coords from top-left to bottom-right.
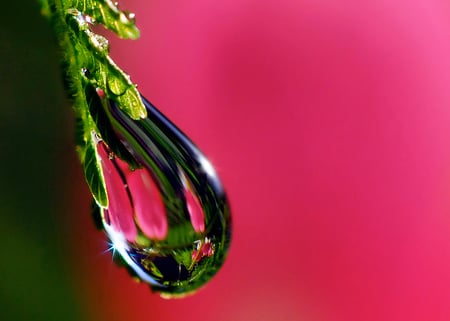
[[92, 94, 232, 297]]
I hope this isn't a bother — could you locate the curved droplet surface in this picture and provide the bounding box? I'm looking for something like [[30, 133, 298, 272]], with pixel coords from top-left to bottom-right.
[[94, 94, 231, 297]]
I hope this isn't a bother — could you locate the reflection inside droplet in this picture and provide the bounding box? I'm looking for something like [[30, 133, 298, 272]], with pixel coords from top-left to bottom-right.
[[93, 94, 231, 297]]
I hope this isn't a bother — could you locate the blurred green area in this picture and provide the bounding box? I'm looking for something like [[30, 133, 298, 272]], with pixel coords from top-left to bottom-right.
[[0, 1, 85, 320]]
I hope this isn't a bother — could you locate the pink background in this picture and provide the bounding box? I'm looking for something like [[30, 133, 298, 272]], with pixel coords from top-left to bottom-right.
[[70, 1, 450, 320]]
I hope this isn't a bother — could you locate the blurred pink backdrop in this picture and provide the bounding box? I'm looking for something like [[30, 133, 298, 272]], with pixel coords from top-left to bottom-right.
[[69, 1, 450, 320]]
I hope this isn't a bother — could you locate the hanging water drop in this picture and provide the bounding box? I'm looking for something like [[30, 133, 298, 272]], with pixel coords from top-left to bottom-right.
[[92, 93, 232, 297]]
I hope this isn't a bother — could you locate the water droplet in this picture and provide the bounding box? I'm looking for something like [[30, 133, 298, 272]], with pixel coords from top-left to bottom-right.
[[84, 14, 96, 24], [106, 75, 129, 96], [90, 33, 109, 53], [81, 67, 91, 78], [93, 94, 231, 297], [120, 11, 136, 24]]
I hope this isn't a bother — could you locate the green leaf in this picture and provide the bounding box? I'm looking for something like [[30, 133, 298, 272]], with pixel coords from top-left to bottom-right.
[[66, 0, 140, 39], [115, 83, 147, 119], [83, 139, 108, 207], [65, 12, 147, 119]]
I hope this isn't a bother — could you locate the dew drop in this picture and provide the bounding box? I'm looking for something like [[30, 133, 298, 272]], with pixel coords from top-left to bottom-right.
[[107, 76, 129, 96], [90, 33, 109, 53], [93, 94, 231, 297], [81, 67, 90, 78], [84, 14, 96, 24], [120, 11, 136, 24]]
